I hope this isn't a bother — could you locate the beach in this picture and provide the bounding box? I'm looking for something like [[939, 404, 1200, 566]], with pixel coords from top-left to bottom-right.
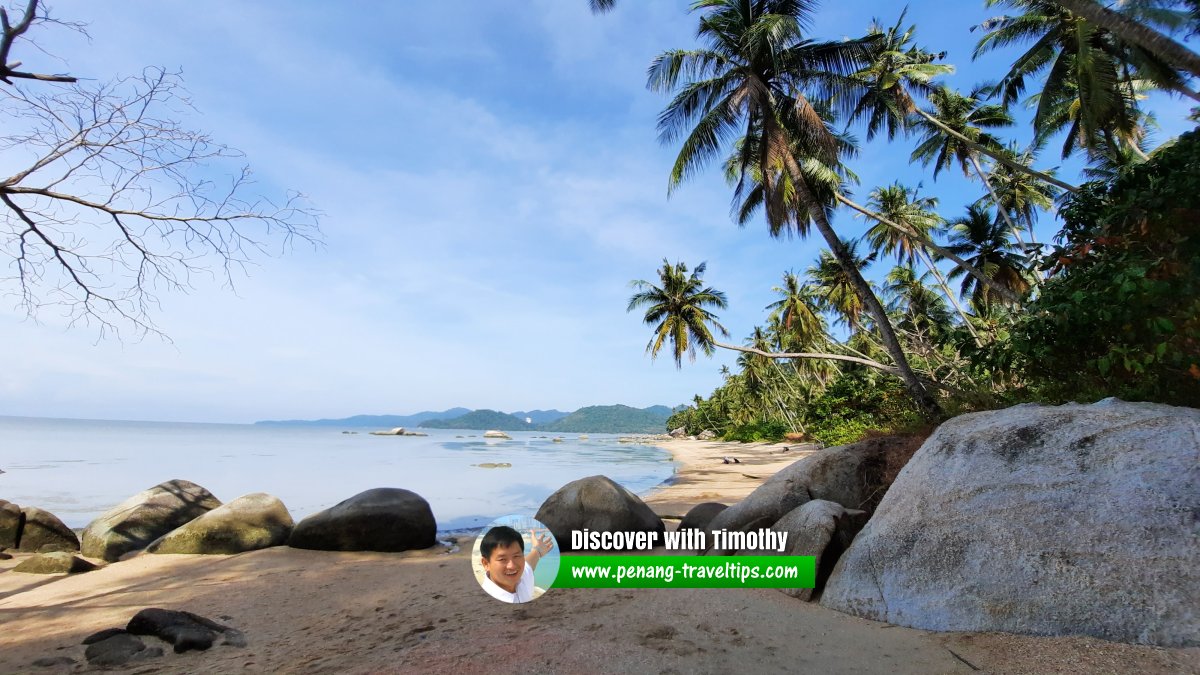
[[1, 439, 1196, 674]]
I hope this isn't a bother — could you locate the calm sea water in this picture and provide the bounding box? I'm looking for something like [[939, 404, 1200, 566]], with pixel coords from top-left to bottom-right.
[[0, 417, 675, 532]]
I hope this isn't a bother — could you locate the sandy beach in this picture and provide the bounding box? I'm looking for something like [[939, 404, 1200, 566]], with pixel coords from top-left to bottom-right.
[[1, 439, 1196, 674]]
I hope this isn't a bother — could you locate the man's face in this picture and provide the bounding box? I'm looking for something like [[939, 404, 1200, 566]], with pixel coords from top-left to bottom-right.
[[482, 541, 525, 593]]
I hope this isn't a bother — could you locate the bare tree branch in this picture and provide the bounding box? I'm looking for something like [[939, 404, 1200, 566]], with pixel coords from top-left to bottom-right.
[[1, 68, 321, 339], [0, 0, 77, 85]]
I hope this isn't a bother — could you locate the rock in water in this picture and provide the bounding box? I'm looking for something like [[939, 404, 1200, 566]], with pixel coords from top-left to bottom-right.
[[704, 436, 900, 538], [146, 493, 294, 555], [821, 400, 1200, 648], [535, 475, 664, 551], [12, 552, 98, 574], [483, 430, 511, 439], [287, 488, 437, 552], [82, 479, 221, 562], [0, 499, 23, 549], [16, 507, 79, 552]]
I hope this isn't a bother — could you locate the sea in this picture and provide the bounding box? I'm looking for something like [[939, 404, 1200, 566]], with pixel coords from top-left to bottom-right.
[[0, 416, 676, 533]]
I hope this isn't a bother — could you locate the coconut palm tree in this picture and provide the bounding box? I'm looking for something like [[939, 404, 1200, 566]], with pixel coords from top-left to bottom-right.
[[765, 271, 827, 347], [911, 85, 1032, 248], [975, 0, 1199, 161], [864, 183, 983, 338], [627, 259, 729, 367], [648, 0, 942, 417], [977, 142, 1060, 242], [884, 264, 952, 336], [806, 239, 876, 332], [849, 11, 1079, 193], [1048, 0, 1200, 78], [945, 204, 1034, 311]]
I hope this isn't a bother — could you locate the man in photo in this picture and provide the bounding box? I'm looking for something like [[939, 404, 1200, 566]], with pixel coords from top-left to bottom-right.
[[479, 525, 554, 603]]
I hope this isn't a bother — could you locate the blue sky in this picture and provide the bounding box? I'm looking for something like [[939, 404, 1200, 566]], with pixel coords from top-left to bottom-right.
[[1, 1, 1194, 423]]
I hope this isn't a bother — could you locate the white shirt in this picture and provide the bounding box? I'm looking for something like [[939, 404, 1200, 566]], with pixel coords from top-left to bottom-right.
[[481, 562, 535, 603]]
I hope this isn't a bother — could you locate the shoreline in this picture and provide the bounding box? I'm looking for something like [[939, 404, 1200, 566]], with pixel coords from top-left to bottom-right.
[[1, 439, 1196, 673]]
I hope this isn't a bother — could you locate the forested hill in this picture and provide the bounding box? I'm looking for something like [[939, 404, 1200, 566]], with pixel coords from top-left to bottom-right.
[[538, 405, 672, 433], [418, 409, 532, 431]]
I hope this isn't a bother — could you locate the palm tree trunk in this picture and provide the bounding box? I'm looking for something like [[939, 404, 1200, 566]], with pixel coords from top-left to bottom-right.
[[835, 193, 1024, 305], [968, 152, 1031, 247], [768, 358, 807, 433], [917, 247, 982, 344], [1051, 0, 1200, 79], [913, 107, 1079, 194], [784, 160, 942, 419]]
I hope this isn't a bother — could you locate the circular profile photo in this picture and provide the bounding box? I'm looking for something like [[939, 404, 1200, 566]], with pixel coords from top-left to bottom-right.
[[472, 514, 560, 604]]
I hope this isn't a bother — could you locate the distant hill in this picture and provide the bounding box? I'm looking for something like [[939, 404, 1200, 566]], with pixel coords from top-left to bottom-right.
[[539, 405, 671, 434], [509, 409, 569, 425], [419, 409, 533, 431], [255, 409, 470, 427]]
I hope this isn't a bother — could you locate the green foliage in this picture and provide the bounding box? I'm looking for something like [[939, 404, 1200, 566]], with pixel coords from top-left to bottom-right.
[[539, 405, 672, 434], [419, 409, 532, 430], [723, 420, 789, 443], [804, 370, 923, 446], [1001, 128, 1200, 406]]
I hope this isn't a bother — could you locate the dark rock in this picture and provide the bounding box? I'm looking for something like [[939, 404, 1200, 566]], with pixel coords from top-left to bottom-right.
[[535, 475, 665, 551], [0, 499, 22, 549], [822, 400, 1200, 648], [13, 552, 98, 574], [163, 625, 215, 653], [147, 492, 293, 555], [82, 479, 221, 562], [0, 552, 11, 560], [288, 488, 436, 552], [677, 502, 727, 533], [126, 607, 241, 652], [84, 633, 162, 667], [16, 507, 78, 553], [82, 628, 129, 645], [31, 656, 76, 668]]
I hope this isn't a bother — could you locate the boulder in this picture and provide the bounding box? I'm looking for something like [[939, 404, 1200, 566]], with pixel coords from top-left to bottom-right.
[[16, 508, 79, 552], [288, 488, 436, 552], [677, 502, 727, 533], [82, 479, 221, 562], [535, 475, 665, 551], [84, 633, 162, 666], [669, 426, 686, 438], [704, 436, 901, 537], [765, 500, 867, 600], [13, 551, 98, 574], [698, 430, 718, 440], [0, 499, 23, 549], [483, 430, 511, 439], [821, 400, 1200, 648], [146, 493, 294, 555]]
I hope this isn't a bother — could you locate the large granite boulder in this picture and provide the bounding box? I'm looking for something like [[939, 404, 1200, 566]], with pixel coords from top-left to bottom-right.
[[13, 551, 98, 574], [765, 500, 867, 600], [17, 507, 79, 552], [0, 499, 23, 549], [288, 488, 436, 552], [535, 475, 665, 551], [82, 480, 222, 562], [705, 436, 902, 537], [146, 493, 294, 555], [822, 400, 1200, 648]]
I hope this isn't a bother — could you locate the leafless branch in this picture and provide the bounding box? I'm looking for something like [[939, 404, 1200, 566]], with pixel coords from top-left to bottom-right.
[[0, 0, 79, 85], [1, 68, 322, 339]]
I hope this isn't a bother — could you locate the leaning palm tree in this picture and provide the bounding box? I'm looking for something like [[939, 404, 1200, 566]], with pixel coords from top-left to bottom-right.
[[1050, 0, 1200, 77], [806, 240, 876, 332], [865, 183, 982, 338], [850, 11, 1079, 194], [627, 259, 729, 367], [765, 271, 827, 347], [911, 85, 1031, 248], [975, 0, 1199, 161], [945, 204, 1034, 311], [649, 0, 942, 417], [978, 142, 1060, 242]]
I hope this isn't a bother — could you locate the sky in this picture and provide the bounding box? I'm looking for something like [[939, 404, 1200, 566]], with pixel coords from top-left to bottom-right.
[[1, 1, 1195, 423]]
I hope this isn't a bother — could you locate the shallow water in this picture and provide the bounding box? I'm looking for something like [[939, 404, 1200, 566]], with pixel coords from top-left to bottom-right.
[[0, 417, 674, 531]]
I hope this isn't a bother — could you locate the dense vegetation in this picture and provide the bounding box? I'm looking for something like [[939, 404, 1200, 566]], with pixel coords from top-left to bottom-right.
[[419, 409, 533, 431], [540, 405, 674, 433], [609, 1, 1199, 444]]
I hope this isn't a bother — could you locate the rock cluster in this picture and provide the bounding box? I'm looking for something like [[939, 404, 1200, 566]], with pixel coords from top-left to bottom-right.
[[0, 499, 79, 554]]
